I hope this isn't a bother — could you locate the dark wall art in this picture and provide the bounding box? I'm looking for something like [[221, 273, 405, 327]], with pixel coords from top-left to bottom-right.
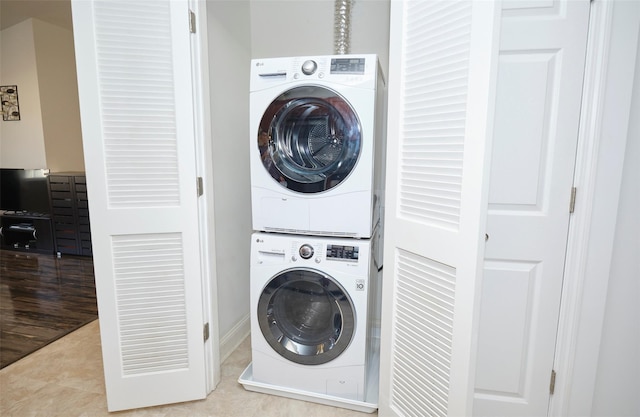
[[1, 85, 21, 121]]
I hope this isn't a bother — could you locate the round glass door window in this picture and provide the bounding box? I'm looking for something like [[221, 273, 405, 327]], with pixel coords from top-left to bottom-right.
[[257, 268, 355, 365], [258, 86, 362, 193]]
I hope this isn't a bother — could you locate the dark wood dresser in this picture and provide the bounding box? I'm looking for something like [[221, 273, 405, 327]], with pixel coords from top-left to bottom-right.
[[48, 173, 92, 257]]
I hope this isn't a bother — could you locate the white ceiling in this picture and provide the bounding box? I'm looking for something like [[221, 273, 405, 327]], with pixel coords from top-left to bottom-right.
[[1, 0, 73, 31]]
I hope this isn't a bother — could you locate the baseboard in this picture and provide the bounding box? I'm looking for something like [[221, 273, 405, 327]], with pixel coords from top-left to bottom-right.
[[219, 314, 250, 363]]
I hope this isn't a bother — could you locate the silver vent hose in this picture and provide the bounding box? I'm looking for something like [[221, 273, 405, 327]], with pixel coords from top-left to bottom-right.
[[334, 0, 353, 55]]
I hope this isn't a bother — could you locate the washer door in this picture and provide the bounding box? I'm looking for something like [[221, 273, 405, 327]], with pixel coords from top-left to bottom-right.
[[257, 86, 361, 193], [257, 268, 355, 365]]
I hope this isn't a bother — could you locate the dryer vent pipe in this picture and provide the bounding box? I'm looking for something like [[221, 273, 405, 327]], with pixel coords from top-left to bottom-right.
[[334, 0, 353, 55]]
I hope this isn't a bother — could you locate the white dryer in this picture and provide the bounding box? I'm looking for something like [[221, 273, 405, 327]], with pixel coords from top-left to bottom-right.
[[247, 231, 381, 403], [250, 55, 386, 238]]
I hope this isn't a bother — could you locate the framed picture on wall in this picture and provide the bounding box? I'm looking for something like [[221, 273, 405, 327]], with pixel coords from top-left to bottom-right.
[[1, 85, 21, 121]]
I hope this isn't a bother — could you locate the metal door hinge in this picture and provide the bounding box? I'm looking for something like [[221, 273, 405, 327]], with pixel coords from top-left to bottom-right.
[[550, 369, 557, 395], [203, 322, 210, 342], [197, 177, 204, 197], [189, 10, 196, 33], [569, 187, 577, 213]]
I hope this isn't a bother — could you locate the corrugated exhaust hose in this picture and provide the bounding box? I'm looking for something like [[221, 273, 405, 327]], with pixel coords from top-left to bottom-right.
[[334, 0, 353, 54]]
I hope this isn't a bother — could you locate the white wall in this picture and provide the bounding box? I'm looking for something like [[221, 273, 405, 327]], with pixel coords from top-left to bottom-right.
[[0, 18, 84, 171], [32, 19, 84, 172], [207, 0, 253, 357], [250, 0, 333, 59], [591, 30, 640, 417], [0, 19, 47, 169], [250, 0, 390, 75], [349, 0, 390, 74]]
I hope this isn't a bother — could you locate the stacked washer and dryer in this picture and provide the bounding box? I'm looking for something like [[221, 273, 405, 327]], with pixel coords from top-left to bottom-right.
[[239, 54, 386, 412]]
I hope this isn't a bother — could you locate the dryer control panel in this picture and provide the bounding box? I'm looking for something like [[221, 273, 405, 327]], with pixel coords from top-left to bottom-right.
[[330, 58, 366, 74], [250, 54, 378, 92]]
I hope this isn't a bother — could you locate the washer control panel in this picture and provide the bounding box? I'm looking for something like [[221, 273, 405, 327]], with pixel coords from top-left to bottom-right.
[[326, 244, 359, 261], [254, 234, 368, 267], [289, 242, 360, 263]]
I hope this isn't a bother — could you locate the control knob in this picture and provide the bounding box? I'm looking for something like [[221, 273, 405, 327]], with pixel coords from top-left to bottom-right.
[[299, 244, 314, 259], [301, 60, 317, 75]]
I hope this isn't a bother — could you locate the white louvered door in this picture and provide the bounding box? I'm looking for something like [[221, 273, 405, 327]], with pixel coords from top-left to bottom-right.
[[72, 0, 207, 411], [379, 1, 501, 416]]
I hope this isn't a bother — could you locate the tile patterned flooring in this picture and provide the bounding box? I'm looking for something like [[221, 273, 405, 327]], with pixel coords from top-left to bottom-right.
[[0, 321, 376, 416]]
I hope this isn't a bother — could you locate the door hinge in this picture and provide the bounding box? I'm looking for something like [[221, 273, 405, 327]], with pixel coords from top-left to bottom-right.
[[197, 176, 204, 197], [550, 369, 557, 395], [569, 187, 577, 213], [203, 322, 210, 342], [189, 10, 196, 33]]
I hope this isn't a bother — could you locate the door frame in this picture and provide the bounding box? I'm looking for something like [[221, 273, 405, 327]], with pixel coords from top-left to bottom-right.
[[550, 1, 639, 415], [188, 0, 220, 393]]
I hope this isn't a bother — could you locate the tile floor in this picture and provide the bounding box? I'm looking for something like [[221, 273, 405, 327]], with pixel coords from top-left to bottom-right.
[[0, 320, 376, 416]]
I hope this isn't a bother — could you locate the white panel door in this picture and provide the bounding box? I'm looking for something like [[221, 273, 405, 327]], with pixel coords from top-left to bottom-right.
[[473, 1, 591, 416], [378, 1, 501, 416], [72, 0, 207, 411]]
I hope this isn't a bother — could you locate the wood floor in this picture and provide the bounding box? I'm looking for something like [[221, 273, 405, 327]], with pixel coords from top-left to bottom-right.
[[0, 249, 97, 369]]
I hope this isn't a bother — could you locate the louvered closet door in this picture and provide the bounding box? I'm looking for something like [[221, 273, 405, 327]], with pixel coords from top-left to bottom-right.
[[379, 1, 501, 416], [72, 0, 206, 411]]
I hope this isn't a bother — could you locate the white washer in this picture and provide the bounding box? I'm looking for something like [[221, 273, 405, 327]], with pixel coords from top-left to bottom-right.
[[250, 55, 386, 238], [248, 231, 381, 402]]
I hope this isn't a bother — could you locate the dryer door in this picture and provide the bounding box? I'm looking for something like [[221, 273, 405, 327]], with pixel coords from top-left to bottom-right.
[[258, 86, 361, 193], [257, 268, 355, 365]]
